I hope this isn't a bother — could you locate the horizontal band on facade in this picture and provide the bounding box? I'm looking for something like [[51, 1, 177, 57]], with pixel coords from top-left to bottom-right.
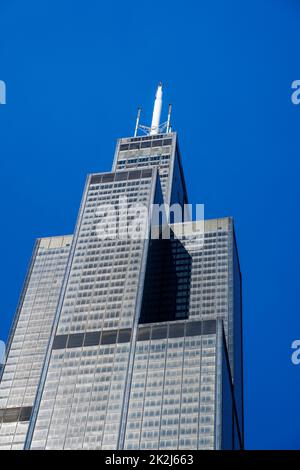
[[138, 319, 216, 341], [90, 168, 154, 185], [119, 137, 173, 151], [0, 406, 32, 424], [52, 320, 216, 351], [52, 328, 132, 350]]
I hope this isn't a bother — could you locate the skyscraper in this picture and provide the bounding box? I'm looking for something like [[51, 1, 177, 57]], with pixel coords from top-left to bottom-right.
[[0, 85, 243, 450]]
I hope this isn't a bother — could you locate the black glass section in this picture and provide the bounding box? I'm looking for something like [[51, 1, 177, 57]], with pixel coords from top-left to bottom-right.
[[102, 174, 115, 183], [141, 141, 151, 148], [137, 326, 151, 341], [169, 323, 185, 338], [136, 320, 216, 341], [53, 329, 134, 349], [51, 322, 216, 351], [163, 138, 173, 146], [129, 143, 140, 150], [101, 330, 118, 345], [0, 406, 32, 423], [0, 408, 18, 423], [151, 325, 168, 340], [115, 172, 128, 181], [186, 321, 202, 337], [128, 170, 141, 180], [119, 143, 129, 151], [90, 175, 102, 184], [90, 170, 152, 187], [19, 406, 32, 422], [152, 139, 163, 147], [153, 134, 164, 139], [67, 333, 84, 348], [118, 329, 131, 343], [52, 334, 68, 350], [84, 331, 101, 347], [202, 320, 216, 335], [141, 169, 153, 178]]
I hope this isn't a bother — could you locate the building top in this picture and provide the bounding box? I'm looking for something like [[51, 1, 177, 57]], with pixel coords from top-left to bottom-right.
[[38, 235, 73, 249]]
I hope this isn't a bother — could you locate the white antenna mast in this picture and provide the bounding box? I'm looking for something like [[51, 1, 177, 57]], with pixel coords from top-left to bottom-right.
[[136, 82, 172, 136], [134, 107, 141, 137], [150, 82, 163, 135], [166, 103, 172, 133]]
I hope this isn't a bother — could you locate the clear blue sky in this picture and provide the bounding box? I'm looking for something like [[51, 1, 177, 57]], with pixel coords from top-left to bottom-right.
[[0, 0, 300, 450]]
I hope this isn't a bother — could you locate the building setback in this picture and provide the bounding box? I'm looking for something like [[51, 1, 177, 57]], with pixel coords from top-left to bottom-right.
[[0, 236, 72, 449]]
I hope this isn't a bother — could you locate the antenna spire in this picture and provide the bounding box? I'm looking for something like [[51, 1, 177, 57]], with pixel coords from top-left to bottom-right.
[[135, 83, 172, 136], [166, 103, 172, 133], [134, 107, 141, 137], [150, 82, 163, 135]]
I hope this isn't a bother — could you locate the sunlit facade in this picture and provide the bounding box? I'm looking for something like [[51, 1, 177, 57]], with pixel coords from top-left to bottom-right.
[[0, 236, 72, 449]]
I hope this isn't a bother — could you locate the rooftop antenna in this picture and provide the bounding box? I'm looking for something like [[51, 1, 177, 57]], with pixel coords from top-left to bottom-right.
[[166, 103, 172, 133], [150, 82, 163, 135], [137, 83, 172, 136], [134, 107, 141, 137]]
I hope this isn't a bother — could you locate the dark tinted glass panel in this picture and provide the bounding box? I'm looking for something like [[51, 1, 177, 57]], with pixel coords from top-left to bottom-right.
[[19, 406, 32, 422], [67, 333, 84, 348], [102, 174, 115, 183], [84, 331, 101, 347], [137, 327, 151, 341], [115, 172, 128, 181], [186, 321, 202, 337], [52, 335, 68, 350], [169, 323, 185, 338], [141, 169, 153, 178], [101, 330, 118, 345], [141, 141, 151, 148], [0, 406, 33, 423], [118, 329, 131, 343], [128, 170, 141, 180], [163, 139, 173, 146], [90, 175, 102, 184], [152, 140, 163, 147], [151, 325, 168, 340], [3, 408, 19, 423], [119, 144, 129, 151], [129, 143, 140, 150], [202, 320, 216, 335]]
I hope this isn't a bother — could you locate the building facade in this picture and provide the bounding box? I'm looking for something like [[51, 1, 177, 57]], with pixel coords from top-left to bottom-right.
[[0, 236, 72, 449], [0, 85, 243, 450]]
